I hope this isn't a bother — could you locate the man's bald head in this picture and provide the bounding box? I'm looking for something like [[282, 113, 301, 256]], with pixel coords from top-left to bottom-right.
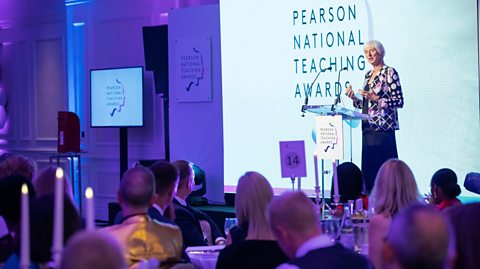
[[119, 166, 155, 208], [385, 204, 454, 269]]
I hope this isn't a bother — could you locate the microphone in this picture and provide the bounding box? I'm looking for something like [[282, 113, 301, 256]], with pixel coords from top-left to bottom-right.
[[302, 66, 332, 116], [331, 67, 348, 112]]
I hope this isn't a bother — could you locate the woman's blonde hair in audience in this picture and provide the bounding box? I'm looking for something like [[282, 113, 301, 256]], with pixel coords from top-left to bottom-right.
[[33, 166, 74, 199], [235, 171, 274, 240], [370, 159, 421, 217]]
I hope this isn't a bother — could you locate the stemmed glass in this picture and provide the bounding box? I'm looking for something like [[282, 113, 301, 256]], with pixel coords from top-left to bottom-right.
[[224, 218, 238, 237]]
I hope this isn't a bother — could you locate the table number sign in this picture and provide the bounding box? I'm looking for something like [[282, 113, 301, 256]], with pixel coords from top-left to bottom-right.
[[279, 140, 307, 178]]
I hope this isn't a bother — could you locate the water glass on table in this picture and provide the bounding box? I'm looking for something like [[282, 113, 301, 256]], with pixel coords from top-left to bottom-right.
[[319, 217, 341, 242], [224, 218, 238, 237], [352, 215, 369, 255]]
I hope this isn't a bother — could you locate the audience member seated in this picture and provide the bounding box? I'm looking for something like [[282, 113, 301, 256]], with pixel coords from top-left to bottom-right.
[[445, 203, 480, 269], [4, 193, 81, 269], [102, 166, 184, 268], [269, 191, 372, 269], [33, 166, 74, 200], [216, 171, 288, 269], [430, 168, 462, 211], [368, 159, 422, 269], [382, 204, 455, 269], [60, 230, 126, 269], [0, 175, 36, 264], [0, 153, 37, 239], [114, 161, 179, 225], [0, 153, 37, 181], [464, 172, 480, 194], [330, 162, 368, 209], [172, 160, 224, 246]]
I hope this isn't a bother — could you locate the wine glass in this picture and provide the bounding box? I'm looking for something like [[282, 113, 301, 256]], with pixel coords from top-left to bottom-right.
[[224, 218, 238, 237]]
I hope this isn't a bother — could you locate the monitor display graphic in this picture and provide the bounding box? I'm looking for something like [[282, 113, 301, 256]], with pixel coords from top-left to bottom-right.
[[90, 66, 144, 127]]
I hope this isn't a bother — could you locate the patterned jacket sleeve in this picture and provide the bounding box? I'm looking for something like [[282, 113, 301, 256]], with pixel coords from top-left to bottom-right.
[[379, 68, 404, 109], [353, 98, 363, 109], [353, 72, 370, 109]]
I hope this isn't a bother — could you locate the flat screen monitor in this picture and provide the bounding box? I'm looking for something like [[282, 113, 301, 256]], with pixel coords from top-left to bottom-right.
[[90, 66, 144, 127]]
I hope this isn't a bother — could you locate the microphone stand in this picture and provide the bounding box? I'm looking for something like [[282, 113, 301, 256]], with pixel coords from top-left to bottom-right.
[[331, 67, 348, 113], [302, 67, 332, 117]]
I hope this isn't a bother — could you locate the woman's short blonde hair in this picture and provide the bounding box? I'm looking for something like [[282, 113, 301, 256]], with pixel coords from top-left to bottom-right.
[[364, 40, 385, 59], [235, 171, 274, 240], [370, 159, 421, 217]]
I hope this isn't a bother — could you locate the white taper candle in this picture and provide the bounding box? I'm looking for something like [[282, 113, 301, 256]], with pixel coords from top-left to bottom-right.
[[52, 167, 64, 266], [314, 152, 319, 189], [20, 184, 30, 269], [85, 187, 95, 230]]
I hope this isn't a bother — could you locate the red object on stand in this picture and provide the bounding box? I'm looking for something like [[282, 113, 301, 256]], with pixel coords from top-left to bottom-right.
[[57, 111, 80, 153]]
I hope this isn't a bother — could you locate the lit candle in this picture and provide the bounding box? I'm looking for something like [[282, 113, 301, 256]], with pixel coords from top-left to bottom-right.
[[20, 184, 29, 269], [314, 152, 319, 189], [52, 167, 64, 266], [333, 160, 340, 203], [85, 187, 95, 230]]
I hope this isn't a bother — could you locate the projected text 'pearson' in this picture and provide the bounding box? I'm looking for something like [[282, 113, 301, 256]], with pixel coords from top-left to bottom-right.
[[292, 5, 357, 25]]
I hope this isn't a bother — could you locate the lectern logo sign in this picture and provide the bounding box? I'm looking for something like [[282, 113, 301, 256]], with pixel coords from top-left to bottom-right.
[[321, 123, 339, 153], [316, 115, 344, 160]]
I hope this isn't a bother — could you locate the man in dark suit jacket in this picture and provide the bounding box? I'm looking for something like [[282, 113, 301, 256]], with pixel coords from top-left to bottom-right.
[[114, 161, 179, 225], [268, 191, 373, 269], [172, 160, 225, 247]]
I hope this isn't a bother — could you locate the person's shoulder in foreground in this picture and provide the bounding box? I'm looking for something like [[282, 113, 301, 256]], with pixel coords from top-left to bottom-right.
[[276, 243, 372, 269], [216, 239, 288, 269]]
